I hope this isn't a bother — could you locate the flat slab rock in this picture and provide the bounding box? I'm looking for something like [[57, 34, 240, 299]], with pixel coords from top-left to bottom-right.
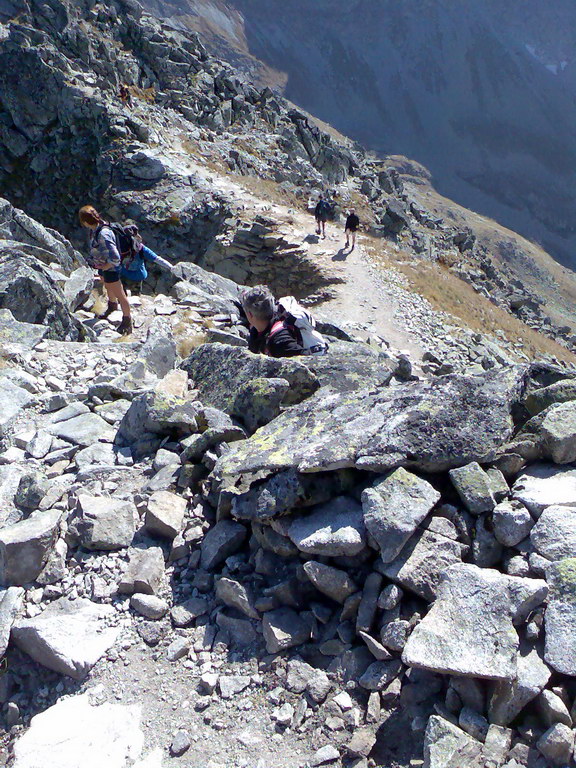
[[48, 412, 115, 447], [215, 367, 526, 481], [403, 564, 546, 680], [512, 464, 576, 516], [287, 495, 366, 556], [362, 468, 441, 563], [12, 597, 120, 679], [12, 692, 149, 768], [424, 715, 483, 768]]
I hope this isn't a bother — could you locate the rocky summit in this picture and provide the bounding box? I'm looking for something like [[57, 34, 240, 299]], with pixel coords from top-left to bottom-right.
[[0, 1, 576, 768]]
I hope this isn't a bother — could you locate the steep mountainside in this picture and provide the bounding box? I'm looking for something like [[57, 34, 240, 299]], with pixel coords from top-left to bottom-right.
[[156, 0, 576, 270], [3, 2, 576, 768]]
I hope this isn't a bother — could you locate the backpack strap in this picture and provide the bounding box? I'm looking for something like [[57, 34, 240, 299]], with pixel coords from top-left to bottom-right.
[[268, 320, 286, 338]]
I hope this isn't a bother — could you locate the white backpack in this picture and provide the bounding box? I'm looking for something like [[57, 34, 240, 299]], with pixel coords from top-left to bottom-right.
[[276, 296, 328, 353]]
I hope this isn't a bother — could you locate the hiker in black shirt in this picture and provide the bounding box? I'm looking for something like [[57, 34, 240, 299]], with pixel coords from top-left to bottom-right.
[[345, 209, 360, 250], [314, 194, 331, 239], [243, 285, 304, 358]]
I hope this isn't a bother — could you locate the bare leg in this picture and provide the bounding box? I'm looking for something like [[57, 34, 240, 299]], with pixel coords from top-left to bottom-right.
[[351, 231, 356, 250], [106, 280, 131, 318]]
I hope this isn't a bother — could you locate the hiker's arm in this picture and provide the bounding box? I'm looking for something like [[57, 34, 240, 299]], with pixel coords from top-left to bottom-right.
[[142, 248, 173, 271]]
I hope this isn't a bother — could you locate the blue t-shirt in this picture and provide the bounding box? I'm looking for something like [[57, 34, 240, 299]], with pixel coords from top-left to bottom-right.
[[121, 245, 170, 281]]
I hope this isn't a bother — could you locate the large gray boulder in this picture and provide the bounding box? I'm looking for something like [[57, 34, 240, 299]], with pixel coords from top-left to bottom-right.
[[68, 494, 139, 551], [403, 564, 524, 680], [12, 597, 120, 679], [376, 524, 466, 601], [302, 341, 396, 392], [362, 468, 440, 562], [544, 557, 576, 676], [0, 308, 48, 353], [424, 715, 483, 768], [0, 377, 35, 437], [512, 464, 576, 516], [214, 367, 526, 483], [0, 508, 61, 586], [287, 496, 366, 556], [488, 644, 551, 725], [0, 254, 84, 341], [537, 401, 576, 463], [48, 412, 115, 447], [0, 198, 76, 271], [12, 693, 146, 768], [530, 506, 576, 561], [0, 586, 24, 659], [181, 343, 319, 415]]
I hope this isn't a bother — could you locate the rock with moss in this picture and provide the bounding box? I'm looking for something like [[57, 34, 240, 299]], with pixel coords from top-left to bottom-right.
[[402, 564, 522, 680], [362, 468, 441, 562], [302, 341, 396, 392], [214, 367, 527, 485], [536, 401, 576, 464], [0, 254, 85, 341], [544, 557, 576, 675], [0, 308, 48, 353], [524, 379, 576, 416], [449, 462, 495, 514], [181, 343, 319, 414], [233, 377, 290, 432], [118, 389, 200, 454]]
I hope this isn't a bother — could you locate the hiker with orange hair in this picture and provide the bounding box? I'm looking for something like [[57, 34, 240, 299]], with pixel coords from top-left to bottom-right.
[[78, 205, 133, 335]]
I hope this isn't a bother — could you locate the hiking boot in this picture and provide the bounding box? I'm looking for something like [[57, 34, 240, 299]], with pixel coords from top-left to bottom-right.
[[116, 316, 133, 335], [97, 302, 118, 320]]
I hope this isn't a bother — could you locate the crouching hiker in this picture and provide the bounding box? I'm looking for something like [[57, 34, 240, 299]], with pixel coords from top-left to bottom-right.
[[121, 245, 173, 295], [78, 205, 132, 335], [242, 286, 328, 358]]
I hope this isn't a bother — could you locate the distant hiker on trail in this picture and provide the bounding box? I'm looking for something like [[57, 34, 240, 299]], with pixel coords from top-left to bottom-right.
[[121, 245, 173, 295], [345, 209, 360, 250], [314, 194, 331, 239], [119, 83, 132, 106], [79, 205, 133, 335], [242, 286, 328, 358]]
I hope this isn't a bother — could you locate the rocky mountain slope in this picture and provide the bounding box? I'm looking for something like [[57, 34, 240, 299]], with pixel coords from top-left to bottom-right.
[[159, 0, 576, 270], [2, 1, 576, 767]]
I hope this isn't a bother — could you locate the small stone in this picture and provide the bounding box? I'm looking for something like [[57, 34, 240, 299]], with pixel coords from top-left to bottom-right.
[[310, 745, 340, 766], [170, 597, 208, 627], [377, 584, 403, 610], [302, 561, 357, 603], [200, 520, 247, 570], [536, 723, 574, 766], [262, 608, 310, 653], [359, 660, 403, 691], [145, 491, 187, 540], [458, 707, 488, 741], [346, 727, 376, 758], [493, 501, 534, 547], [166, 637, 190, 662], [129, 594, 168, 620], [170, 729, 191, 757], [219, 675, 251, 699], [449, 462, 495, 514], [273, 702, 294, 726]]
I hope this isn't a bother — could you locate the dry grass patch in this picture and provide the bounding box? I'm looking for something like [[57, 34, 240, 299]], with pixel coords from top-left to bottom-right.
[[365, 237, 576, 365], [177, 333, 208, 358]]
